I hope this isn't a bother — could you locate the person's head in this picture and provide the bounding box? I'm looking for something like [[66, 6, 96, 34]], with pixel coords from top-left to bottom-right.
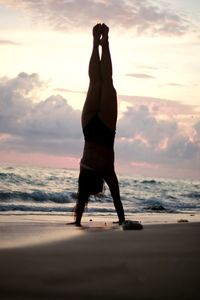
[[78, 167, 104, 197]]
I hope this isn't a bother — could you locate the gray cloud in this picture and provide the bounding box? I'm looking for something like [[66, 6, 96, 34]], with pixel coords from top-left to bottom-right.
[[164, 136, 199, 161], [118, 105, 177, 144], [0, 73, 82, 157], [23, 95, 81, 139], [194, 121, 200, 140], [0, 0, 192, 36], [0, 72, 199, 175], [0, 72, 39, 133], [116, 102, 200, 170]]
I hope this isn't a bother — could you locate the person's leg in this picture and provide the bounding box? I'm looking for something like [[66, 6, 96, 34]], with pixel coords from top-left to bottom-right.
[[103, 170, 125, 224], [82, 24, 102, 128], [99, 24, 117, 130]]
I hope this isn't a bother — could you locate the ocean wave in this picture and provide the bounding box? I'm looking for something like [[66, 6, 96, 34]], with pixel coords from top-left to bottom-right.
[[0, 204, 74, 213], [0, 172, 25, 181], [183, 192, 200, 199], [0, 172, 46, 186], [141, 198, 176, 212], [0, 204, 164, 215], [87, 207, 115, 213], [166, 195, 177, 200], [88, 194, 112, 203], [0, 191, 77, 203], [0, 190, 113, 204], [0, 204, 116, 214], [1, 165, 200, 215], [141, 179, 158, 184]]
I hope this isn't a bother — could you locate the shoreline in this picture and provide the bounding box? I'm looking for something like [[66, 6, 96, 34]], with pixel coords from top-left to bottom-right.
[[1, 211, 200, 223], [0, 213, 200, 249]]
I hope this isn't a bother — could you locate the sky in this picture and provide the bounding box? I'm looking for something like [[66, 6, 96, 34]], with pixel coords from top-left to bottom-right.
[[0, 0, 200, 180]]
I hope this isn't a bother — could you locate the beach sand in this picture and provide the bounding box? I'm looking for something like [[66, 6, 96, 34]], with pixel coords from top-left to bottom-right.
[[0, 215, 200, 299]]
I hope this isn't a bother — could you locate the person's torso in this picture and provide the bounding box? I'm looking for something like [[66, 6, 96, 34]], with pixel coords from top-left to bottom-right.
[[83, 114, 115, 148]]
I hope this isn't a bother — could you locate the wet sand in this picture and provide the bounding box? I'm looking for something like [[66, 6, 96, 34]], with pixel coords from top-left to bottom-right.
[[0, 215, 200, 299]]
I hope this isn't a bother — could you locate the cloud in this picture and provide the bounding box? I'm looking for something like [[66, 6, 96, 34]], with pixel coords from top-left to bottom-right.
[[117, 104, 178, 162], [116, 101, 200, 171], [0, 39, 22, 46], [0, 73, 82, 157], [0, 72, 199, 177], [167, 83, 185, 87], [164, 136, 199, 161], [118, 105, 177, 143], [126, 73, 155, 79], [23, 95, 81, 139], [0, 0, 193, 36], [118, 94, 200, 117], [135, 64, 158, 70], [194, 121, 200, 140], [54, 88, 86, 94]]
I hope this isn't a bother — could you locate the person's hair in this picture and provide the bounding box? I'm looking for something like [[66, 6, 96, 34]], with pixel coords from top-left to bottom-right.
[[73, 168, 104, 221], [78, 167, 104, 198]]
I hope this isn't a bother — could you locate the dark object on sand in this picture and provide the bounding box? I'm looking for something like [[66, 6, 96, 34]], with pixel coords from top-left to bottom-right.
[[122, 220, 143, 230], [177, 219, 189, 223]]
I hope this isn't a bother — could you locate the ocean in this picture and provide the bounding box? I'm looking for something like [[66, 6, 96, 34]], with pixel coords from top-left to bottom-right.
[[0, 164, 199, 217]]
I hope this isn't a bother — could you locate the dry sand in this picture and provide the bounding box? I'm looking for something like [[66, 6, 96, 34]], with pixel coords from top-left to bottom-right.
[[0, 215, 200, 299]]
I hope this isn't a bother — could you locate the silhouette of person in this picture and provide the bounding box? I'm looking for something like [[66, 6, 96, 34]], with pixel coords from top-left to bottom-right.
[[73, 24, 125, 226]]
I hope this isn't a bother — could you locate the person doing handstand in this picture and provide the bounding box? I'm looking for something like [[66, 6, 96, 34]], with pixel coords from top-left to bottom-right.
[[73, 23, 125, 226]]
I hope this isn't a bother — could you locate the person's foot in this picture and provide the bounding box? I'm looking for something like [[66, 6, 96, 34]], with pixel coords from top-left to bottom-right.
[[66, 221, 82, 227], [93, 23, 102, 46], [100, 23, 109, 46]]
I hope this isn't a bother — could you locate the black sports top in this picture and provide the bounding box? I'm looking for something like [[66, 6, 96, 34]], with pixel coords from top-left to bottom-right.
[[83, 114, 115, 148]]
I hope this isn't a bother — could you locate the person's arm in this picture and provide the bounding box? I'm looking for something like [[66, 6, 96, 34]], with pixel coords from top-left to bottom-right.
[[104, 171, 125, 224]]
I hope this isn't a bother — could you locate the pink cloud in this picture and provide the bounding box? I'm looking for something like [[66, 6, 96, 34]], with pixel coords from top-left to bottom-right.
[[157, 138, 169, 150], [1, 151, 80, 170], [1, 0, 193, 36], [126, 73, 155, 79], [130, 161, 158, 169]]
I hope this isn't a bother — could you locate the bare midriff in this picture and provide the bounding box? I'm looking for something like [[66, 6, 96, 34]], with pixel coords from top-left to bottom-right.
[[81, 141, 114, 173]]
